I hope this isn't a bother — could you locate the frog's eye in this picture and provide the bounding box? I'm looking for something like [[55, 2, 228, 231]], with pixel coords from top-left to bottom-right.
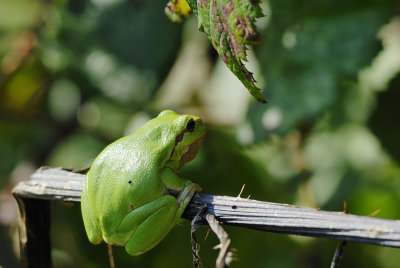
[[186, 119, 195, 132]]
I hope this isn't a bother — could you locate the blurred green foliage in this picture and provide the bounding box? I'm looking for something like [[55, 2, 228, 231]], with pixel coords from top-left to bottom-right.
[[1, 0, 400, 267]]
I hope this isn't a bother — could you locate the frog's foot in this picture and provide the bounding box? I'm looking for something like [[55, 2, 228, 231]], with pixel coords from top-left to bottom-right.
[[183, 179, 203, 191], [176, 183, 200, 210]]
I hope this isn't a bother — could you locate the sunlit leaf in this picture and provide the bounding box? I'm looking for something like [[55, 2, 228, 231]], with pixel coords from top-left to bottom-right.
[[166, 0, 266, 103]]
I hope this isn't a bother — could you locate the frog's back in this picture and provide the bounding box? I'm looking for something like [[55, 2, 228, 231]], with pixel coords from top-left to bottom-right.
[[84, 127, 173, 242], [83, 112, 190, 243]]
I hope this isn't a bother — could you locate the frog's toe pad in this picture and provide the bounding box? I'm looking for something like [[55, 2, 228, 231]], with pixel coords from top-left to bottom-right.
[[177, 183, 199, 207]]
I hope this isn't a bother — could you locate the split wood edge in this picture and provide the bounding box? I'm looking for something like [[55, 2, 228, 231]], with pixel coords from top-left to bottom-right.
[[12, 167, 400, 267]]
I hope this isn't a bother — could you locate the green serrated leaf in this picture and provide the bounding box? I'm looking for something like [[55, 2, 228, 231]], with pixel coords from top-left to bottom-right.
[[208, 0, 266, 103], [165, 0, 266, 103]]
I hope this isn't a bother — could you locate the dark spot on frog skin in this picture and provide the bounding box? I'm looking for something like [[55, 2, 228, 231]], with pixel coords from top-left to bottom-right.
[[129, 202, 134, 210]]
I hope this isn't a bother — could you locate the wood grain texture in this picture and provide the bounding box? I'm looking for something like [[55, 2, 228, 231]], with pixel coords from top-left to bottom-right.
[[12, 167, 400, 248], [14, 196, 52, 268]]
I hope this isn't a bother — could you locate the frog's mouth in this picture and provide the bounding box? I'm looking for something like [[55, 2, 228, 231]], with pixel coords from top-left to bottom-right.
[[179, 135, 205, 168]]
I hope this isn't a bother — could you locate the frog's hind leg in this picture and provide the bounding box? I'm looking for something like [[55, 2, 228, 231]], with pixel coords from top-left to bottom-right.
[[122, 195, 180, 256], [81, 178, 103, 244]]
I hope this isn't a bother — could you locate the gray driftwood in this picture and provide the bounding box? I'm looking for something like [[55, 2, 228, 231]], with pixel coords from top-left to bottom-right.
[[12, 167, 400, 267]]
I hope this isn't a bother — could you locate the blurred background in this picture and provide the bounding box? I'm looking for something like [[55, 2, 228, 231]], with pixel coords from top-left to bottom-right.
[[1, 0, 400, 267]]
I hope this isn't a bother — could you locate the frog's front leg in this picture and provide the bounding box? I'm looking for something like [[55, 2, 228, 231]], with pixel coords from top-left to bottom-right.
[[159, 167, 200, 210], [160, 167, 201, 192]]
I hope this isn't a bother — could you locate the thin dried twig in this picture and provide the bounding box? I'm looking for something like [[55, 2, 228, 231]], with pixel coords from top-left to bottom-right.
[[191, 206, 232, 268], [205, 214, 232, 268], [330, 241, 347, 268], [107, 244, 115, 268], [191, 206, 207, 268]]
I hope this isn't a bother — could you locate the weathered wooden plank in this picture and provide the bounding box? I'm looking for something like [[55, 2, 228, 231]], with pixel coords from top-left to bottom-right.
[[185, 194, 400, 247], [13, 168, 83, 203], [14, 196, 52, 268], [12, 167, 400, 249]]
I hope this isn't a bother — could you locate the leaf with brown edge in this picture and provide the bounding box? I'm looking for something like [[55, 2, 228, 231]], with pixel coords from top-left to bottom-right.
[[166, 0, 267, 103]]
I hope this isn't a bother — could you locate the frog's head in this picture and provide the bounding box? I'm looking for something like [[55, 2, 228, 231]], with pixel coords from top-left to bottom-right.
[[157, 110, 206, 170]]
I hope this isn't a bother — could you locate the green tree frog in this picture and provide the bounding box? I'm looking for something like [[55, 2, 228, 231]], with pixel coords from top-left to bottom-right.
[[81, 110, 205, 255]]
